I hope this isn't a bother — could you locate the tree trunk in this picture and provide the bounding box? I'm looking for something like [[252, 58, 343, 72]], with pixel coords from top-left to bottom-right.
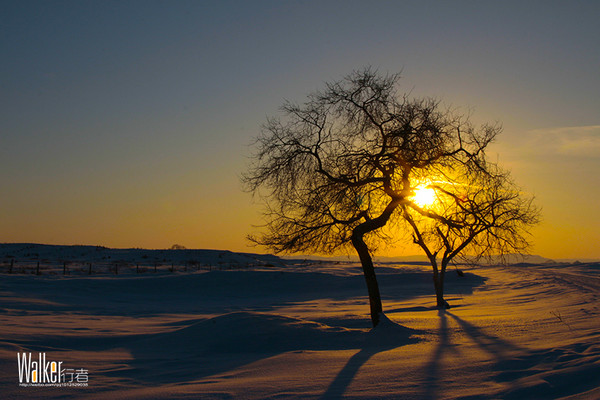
[[433, 268, 450, 309], [352, 232, 383, 327], [349, 199, 401, 327]]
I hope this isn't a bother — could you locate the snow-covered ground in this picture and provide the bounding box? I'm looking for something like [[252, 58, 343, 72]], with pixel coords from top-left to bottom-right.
[[1, 244, 599, 399]]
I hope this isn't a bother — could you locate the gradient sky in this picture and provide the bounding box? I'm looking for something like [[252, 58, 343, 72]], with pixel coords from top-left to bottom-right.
[[1, 1, 599, 259]]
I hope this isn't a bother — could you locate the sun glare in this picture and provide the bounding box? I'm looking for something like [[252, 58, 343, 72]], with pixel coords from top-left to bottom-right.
[[412, 185, 436, 207]]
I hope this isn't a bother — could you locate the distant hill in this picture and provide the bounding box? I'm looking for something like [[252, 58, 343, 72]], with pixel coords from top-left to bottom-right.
[[0, 243, 283, 267]]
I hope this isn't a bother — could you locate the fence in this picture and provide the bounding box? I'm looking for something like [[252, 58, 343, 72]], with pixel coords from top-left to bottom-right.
[[2, 259, 261, 276]]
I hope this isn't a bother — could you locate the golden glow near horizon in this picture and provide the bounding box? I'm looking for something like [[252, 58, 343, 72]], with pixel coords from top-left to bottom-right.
[[411, 185, 437, 208]]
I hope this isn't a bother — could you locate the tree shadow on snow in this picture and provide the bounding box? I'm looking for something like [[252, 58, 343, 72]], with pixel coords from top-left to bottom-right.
[[319, 313, 418, 399], [419, 309, 600, 400], [421, 310, 528, 400]]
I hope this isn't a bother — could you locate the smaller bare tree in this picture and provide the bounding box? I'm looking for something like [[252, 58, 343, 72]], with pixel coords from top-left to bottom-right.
[[400, 162, 540, 308]]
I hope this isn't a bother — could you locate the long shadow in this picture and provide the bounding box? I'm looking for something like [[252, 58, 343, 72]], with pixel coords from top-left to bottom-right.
[[421, 310, 529, 399], [320, 316, 420, 399], [319, 348, 377, 400], [444, 313, 600, 400], [444, 312, 555, 399], [421, 309, 454, 400], [446, 312, 524, 360]]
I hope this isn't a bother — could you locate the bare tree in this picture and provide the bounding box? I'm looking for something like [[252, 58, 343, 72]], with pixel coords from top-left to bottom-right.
[[400, 163, 541, 308], [243, 68, 499, 326]]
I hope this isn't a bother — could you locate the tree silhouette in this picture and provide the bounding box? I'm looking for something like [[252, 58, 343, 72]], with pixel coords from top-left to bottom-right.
[[243, 68, 501, 326], [400, 162, 540, 308]]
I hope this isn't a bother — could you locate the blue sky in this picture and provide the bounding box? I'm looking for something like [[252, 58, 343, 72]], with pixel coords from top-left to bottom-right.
[[1, 1, 599, 258]]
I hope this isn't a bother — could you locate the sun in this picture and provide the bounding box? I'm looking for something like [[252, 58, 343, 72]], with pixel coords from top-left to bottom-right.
[[412, 185, 437, 207]]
